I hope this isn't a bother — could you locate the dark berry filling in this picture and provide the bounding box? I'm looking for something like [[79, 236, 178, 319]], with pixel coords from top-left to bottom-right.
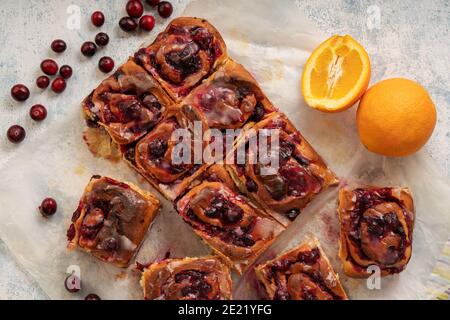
[[165, 42, 201, 77], [348, 188, 409, 266], [175, 270, 212, 300], [285, 208, 300, 220], [204, 195, 244, 225], [268, 250, 343, 300], [148, 138, 168, 159], [245, 177, 258, 192]]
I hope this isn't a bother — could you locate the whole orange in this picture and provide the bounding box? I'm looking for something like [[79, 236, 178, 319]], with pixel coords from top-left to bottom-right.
[[356, 78, 436, 157]]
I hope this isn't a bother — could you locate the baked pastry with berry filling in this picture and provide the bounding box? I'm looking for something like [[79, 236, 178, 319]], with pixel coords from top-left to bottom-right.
[[122, 116, 208, 201], [338, 186, 415, 277], [255, 238, 348, 300], [173, 59, 276, 132], [226, 112, 338, 226], [82, 59, 173, 148], [176, 178, 285, 275], [140, 256, 232, 300], [134, 17, 228, 101], [67, 175, 160, 268]]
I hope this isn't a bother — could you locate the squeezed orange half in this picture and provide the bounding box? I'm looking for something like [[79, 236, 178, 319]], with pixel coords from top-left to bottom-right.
[[302, 35, 371, 112]]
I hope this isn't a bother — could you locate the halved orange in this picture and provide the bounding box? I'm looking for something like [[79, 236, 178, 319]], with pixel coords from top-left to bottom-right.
[[302, 35, 371, 112]]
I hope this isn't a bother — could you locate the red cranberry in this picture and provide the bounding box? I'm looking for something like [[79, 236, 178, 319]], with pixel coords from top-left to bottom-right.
[[119, 17, 138, 32], [146, 0, 160, 6], [126, 0, 144, 18], [91, 11, 105, 27], [157, 1, 173, 18], [10, 84, 30, 102], [29, 104, 47, 121], [51, 77, 66, 93], [40, 59, 59, 76], [95, 32, 109, 46], [6, 125, 26, 143], [51, 39, 67, 53], [85, 294, 101, 300], [36, 76, 50, 89], [139, 15, 155, 31], [39, 197, 57, 217], [98, 56, 115, 73], [81, 41, 97, 57], [59, 65, 73, 79], [65, 273, 81, 293]]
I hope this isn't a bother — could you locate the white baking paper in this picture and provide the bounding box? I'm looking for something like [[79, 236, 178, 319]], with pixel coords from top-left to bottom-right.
[[0, 0, 449, 300]]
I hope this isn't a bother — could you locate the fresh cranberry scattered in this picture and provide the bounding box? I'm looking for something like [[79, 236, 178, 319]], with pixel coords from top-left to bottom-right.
[[81, 41, 97, 57], [36, 76, 50, 89], [139, 15, 155, 31], [119, 17, 138, 32], [59, 65, 73, 79], [40, 59, 58, 75], [157, 1, 173, 18], [91, 11, 105, 27], [39, 197, 57, 217], [30, 104, 47, 121], [98, 56, 115, 73], [6, 125, 26, 143], [126, 0, 144, 18], [51, 39, 67, 53], [64, 273, 81, 293], [11, 84, 30, 102], [85, 293, 101, 300], [95, 32, 109, 46], [51, 77, 66, 93], [146, 0, 160, 6]]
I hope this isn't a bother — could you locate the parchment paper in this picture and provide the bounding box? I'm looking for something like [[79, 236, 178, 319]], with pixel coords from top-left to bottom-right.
[[0, 0, 449, 300]]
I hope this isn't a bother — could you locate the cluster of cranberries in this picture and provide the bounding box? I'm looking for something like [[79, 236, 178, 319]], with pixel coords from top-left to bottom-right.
[[80, 11, 115, 74], [7, 39, 75, 143], [119, 0, 173, 33]]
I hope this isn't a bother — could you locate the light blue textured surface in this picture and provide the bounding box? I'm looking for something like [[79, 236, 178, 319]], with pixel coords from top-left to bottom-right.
[[0, 0, 448, 299]]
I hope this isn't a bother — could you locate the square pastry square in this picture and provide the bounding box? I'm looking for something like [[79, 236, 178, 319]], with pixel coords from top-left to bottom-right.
[[338, 186, 415, 277], [122, 116, 209, 201], [140, 256, 232, 300], [82, 58, 174, 146], [176, 165, 285, 274], [67, 175, 160, 267], [226, 112, 339, 227], [134, 17, 228, 102], [173, 58, 276, 132], [255, 238, 348, 300]]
